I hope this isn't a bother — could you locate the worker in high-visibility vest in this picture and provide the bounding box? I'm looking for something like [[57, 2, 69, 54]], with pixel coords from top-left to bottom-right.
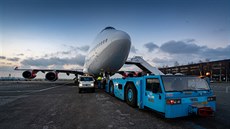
[[97, 76, 102, 89]]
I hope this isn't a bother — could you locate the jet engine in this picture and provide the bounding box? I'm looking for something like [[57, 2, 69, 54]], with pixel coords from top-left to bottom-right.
[[22, 70, 36, 79], [45, 71, 58, 81]]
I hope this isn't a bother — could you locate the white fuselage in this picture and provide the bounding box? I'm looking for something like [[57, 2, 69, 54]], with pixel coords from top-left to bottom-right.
[[83, 27, 131, 76]]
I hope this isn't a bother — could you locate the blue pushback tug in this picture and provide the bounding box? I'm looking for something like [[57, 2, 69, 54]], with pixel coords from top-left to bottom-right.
[[105, 75, 216, 118]]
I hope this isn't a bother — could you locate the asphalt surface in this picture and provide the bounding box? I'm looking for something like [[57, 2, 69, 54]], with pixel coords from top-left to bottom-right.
[[0, 81, 229, 129]]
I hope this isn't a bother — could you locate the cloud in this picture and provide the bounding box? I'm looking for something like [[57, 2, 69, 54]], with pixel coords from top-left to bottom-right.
[[151, 57, 178, 67], [77, 45, 90, 52], [130, 45, 138, 53], [0, 56, 6, 60], [42, 45, 90, 59], [43, 50, 71, 58], [61, 51, 71, 55], [7, 57, 20, 62], [68, 45, 90, 52], [159, 40, 230, 60], [141, 39, 230, 67], [160, 40, 204, 54], [16, 53, 24, 56], [202, 45, 230, 60], [152, 57, 169, 64], [21, 54, 85, 67], [213, 28, 229, 33], [0, 56, 20, 62], [144, 42, 159, 52], [19, 45, 89, 69]]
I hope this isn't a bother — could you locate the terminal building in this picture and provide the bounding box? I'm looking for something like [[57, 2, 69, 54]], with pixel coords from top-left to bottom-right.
[[159, 59, 230, 82]]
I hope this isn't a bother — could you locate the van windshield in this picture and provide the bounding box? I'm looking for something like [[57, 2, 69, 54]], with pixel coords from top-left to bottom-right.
[[162, 76, 210, 92], [80, 77, 94, 81]]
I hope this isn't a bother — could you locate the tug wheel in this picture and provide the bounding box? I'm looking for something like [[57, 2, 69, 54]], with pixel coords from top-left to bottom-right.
[[125, 83, 137, 107]]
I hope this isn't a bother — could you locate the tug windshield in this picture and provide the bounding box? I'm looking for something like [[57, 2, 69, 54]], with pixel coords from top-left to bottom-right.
[[162, 76, 210, 92]]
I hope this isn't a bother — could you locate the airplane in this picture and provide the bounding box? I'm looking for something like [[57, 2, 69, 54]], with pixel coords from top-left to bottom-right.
[[15, 26, 132, 81]]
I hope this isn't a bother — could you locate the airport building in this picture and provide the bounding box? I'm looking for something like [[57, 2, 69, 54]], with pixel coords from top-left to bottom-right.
[[159, 59, 230, 82]]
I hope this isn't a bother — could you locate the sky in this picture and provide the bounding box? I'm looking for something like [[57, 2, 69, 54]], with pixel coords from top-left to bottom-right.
[[0, 0, 230, 78]]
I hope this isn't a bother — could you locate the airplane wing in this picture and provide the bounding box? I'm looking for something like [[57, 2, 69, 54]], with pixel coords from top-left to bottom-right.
[[14, 67, 84, 81]]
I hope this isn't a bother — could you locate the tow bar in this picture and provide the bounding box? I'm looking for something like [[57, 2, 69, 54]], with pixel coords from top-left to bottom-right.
[[198, 107, 214, 116], [189, 105, 214, 117]]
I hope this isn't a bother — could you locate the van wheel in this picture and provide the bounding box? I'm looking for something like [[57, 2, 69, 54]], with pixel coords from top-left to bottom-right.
[[109, 81, 114, 96], [125, 83, 137, 107]]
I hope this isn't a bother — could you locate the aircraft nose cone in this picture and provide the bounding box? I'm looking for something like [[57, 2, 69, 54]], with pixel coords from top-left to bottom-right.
[[99, 31, 131, 73], [87, 29, 132, 75], [110, 31, 131, 53], [113, 31, 131, 44], [112, 31, 131, 57]]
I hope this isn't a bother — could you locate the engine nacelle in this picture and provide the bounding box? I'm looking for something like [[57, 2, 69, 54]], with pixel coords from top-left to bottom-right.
[[22, 70, 36, 79], [45, 71, 58, 81]]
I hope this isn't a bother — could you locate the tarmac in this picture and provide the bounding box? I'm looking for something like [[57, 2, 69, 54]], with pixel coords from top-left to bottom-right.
[[0, 81, 229, 129]]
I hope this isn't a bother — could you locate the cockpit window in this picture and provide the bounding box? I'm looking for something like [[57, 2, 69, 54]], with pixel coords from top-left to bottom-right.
[[101, 26, 115, 32]]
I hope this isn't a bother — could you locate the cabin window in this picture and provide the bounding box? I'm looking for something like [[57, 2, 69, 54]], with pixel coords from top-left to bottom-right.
[[146, 78, 162, 93]]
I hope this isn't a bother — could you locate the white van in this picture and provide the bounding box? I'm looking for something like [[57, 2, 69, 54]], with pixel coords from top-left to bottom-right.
[[78, 76, 95, 93]]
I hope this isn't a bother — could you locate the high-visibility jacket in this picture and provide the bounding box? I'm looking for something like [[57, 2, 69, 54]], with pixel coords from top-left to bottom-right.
[[97, 76, 102, 81]]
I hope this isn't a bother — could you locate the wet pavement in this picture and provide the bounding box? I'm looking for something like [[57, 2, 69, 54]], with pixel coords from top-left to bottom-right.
[[0, 81, 229, 129]]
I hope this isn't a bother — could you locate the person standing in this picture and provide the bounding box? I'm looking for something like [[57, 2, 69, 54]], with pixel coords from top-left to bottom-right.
[[97, 76, 102, 89]]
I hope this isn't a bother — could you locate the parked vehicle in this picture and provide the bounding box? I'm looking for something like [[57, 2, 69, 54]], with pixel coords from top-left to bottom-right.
[[78, 76, 95, 93], [106, 75, 216, 118]]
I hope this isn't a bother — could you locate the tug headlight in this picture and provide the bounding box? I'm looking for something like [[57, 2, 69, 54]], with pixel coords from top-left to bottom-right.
[[166, 99, 181, 105], [207, 96, 216, 101]]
